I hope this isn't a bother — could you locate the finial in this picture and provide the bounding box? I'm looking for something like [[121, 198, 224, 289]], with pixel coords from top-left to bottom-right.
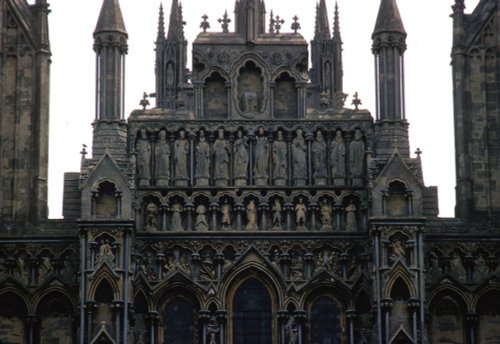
[[352, 92, 362, 110], [274, 15, 285, 34], [291, 15, 301, 34], [269, 10, 275, 34], [333, 1, 341, 41], [391, 136, 400, 151], [200, 14, 210, 33], [140, 92, 150, 110], [80, 144, 88, 167], [218, 10, 231, 33], [415, 148, 422, 159]]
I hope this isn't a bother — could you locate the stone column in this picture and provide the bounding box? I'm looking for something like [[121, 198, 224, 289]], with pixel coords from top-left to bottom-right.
[[189, 131, 196, 187], [248, 133, 255, 186], [209, 202, 219, 231], [185, 203, 195, 231], [216, 310, 227, 344], [259, 201, 269, 231], [408, 298, 420, 342], [466, 312, 478, 344], [156, 253, 165, 280], [225, 81, 232, 118], [270, 81, 276, 119], [381, 299, 393, 343], [25, 315, 37, 344], [84, 301, 97, 343], [112, 301, 123, 343], [199, 310, 211, 344], [305, 132, 314, 186], [346, 310, 357, 344], [147, 312, 159, 344]]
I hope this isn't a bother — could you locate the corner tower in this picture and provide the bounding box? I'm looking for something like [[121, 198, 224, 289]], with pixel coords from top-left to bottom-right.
[[92, 0, 128, 158], [0, 0, 51, 225], [372, 0, 409, 158], [452, 0, 499, 220]]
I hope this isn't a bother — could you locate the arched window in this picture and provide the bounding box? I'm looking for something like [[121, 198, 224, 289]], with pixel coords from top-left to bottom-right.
[[309, 296, 341, 344], [430, 296, 464, 343], [386, 181, 409, 217], [38, 293, 74, 344], [233, 278, 272, 344], [163, 297, 197, 344], [477, 291, 500, 344]]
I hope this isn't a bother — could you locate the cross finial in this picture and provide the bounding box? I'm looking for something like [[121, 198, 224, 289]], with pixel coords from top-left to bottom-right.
[[274, 15, 285, 34], [218, 10, 231, 33], [291, 15, 301, 33], [391, 136, 400, 151], [80, 144, 88, 158], [415, 148, 422, 159], [352, 92, 362, 110], [140, 92, 150, 110], [200, 14, 210, 33]]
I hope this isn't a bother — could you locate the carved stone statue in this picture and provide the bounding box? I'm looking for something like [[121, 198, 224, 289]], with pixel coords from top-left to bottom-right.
[[207, 315, 220, 344], [171, 203, 184, 231], [312, 130, 327, 185], [96, 240, 115, 264], [450, 253, 466, 282], [330, 130, 346, 185], [15, 256, 28, 283], [285, 316, 299, 344], [254, 127, 269, 185], [292, 129, 307, 186], [221, 200, 232, 229], [213, 129, 230, 186], [145, 202, 158, 230], [295, 198, 307, 228], [195, 130, 210, 186], [475, 254, 489, 281], [246, 200, 258, 231], [233, 129, 249, 186], [349, 129, 365, 186], [273, 130, 287, 185], [389, 238, 406, 264], [195, 205, 209, 232], [136, 128, 151, 186], [320, 200, 332, 230], [345, 201, 358, 232], [272, 199, 283, 230], [155, 130, 171, 186], [174, 130, 189, 186], [199, 253, 216, 281]]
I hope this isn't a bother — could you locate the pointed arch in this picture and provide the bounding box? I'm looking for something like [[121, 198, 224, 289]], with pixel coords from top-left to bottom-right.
[[35, 290, 75, 344], [88, 271, 120, 301], [384, 266, 417, 299], [0, 290, 29, 344], [428, 291, 466, 344]]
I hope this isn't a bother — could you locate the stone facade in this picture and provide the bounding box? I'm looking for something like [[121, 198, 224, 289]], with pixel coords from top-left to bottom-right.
[[0, 0, 499, 343]]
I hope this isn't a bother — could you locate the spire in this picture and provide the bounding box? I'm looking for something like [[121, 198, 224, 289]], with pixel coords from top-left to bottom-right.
[[332, 1, 341, 42], [314, 0, 331, 40], [167, 0, 185, 40], [372, 0, 406, 38], [94, 0, 128, 36], [157, 3, 165, 43]]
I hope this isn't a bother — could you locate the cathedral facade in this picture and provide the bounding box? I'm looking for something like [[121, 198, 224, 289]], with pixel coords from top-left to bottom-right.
[[0, 0, 499, 343]]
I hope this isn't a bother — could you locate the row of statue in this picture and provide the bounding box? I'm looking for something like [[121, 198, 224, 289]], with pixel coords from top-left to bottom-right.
[[0, 254, 77, 286], [142, 197, 361, 232], [135, 127, 366, 187], [132, 247, 359, 283]]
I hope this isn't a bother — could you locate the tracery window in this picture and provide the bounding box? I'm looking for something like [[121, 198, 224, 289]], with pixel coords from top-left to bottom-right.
[[309, 295, 341, 344], [163, 297, 197, 344], [233, 278, 272, 344]]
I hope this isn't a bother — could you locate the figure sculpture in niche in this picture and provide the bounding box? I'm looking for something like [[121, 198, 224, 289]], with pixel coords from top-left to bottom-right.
[[174, 130, 189, 186], [295, 198, 307, 228], [389, 238, 406, 263], [136, 128, 151, 186], [221, 200, 232, 229], [246, 200, 258, 231], [345, 201, 358, 232], [145, 202, 158, 230], [207, 315, 220, 344], [330, 129, 346, 185], [195, 205, 209, 232], [171, 203, 184, 231], [312, 130, 327, 185], [349, 129, 365, 186], [213, 129, 230, 186], [286, 316, 299, 344], [450, 253, 466, 282], [320, 199, 333, 230], [254, 127, 269, 185], [233, 129, 249, 186], [195, 130, 210, 186], [273, 130, 287, 185], [155, 130, 171, 186], [292, 129, 307, 186], [96, 239, 115, 264], [243, 91, 258, 113], [272, 199, 283, 230]]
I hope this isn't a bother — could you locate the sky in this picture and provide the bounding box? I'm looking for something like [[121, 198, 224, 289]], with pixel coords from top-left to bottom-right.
[[44, 0, 482, 218]]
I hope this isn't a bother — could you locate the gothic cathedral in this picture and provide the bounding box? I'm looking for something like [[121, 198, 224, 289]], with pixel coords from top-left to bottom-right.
[[0, 0, 499, 343]]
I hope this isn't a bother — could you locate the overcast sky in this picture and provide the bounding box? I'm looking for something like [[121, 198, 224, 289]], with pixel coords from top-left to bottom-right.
[[44, 0, 482, 218]]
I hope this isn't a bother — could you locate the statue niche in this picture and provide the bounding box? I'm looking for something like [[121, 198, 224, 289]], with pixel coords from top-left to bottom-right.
[[204, 72, 228, 119], [236, 61, 265, 118], [274, 73, 298, 119]]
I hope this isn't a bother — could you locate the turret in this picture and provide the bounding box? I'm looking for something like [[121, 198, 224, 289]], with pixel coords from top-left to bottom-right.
[[372, 0, 409, 158], [310, 0, 345, 109], [155, 0, 188, 109], [92, 0, 128, 158]]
